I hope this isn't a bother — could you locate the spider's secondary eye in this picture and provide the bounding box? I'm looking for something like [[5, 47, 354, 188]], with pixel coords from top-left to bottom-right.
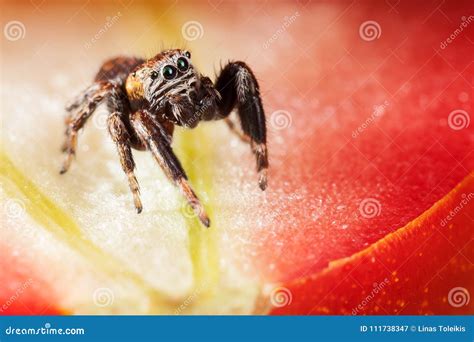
[[162, 65, 177, 80], [150, 71, 158, 79], [176, 57, 189, 72], [185, 51, 191, 58]]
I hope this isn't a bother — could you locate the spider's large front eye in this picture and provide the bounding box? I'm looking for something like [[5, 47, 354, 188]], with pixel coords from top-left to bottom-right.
[[162, 65, 177, 80], [176, 57, 189, 72]]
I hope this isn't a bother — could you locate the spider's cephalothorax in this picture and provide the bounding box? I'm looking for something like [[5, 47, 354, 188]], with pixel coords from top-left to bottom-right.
[[60, 49, 268, 227]]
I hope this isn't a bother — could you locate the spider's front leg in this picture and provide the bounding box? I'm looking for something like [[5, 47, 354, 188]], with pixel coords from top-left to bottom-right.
[[131, 110, 210, 227], [213, 62, 269, 190], [106, 86, 143, 214]]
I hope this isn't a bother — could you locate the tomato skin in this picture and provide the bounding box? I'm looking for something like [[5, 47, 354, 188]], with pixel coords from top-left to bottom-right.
[[250, 0, 472, 275], [271, 174, 474, 315], [0, 244, 62, 315], [245, 0, 474, 315]]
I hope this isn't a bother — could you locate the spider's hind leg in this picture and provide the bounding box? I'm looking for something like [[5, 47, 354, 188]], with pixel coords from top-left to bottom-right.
[[214, 61, 269, 190], [60, 81, 112, 173], [65, 83, 96, 113]]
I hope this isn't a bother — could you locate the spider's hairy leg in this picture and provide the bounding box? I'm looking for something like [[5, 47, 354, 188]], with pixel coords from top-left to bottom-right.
[[214, 61, 269, 190], [106, 89, 143, 214], [65, 82, 101, 113], [60, 81, 112, 174], [131, 110, 210, 227]]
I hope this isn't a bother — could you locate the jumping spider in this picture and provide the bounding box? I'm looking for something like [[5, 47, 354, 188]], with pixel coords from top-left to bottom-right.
[[60, 49, 268, 227]]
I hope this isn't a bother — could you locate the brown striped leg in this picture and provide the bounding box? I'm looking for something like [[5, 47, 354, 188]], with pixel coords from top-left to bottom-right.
[[131, 110, 210, 227], [107, 112, 143, 214], [65, 82, 103, 113], [60, 81, 111, 174]]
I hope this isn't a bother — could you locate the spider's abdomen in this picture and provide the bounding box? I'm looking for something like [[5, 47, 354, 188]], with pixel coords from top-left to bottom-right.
[[94, 56, 145, 84]]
